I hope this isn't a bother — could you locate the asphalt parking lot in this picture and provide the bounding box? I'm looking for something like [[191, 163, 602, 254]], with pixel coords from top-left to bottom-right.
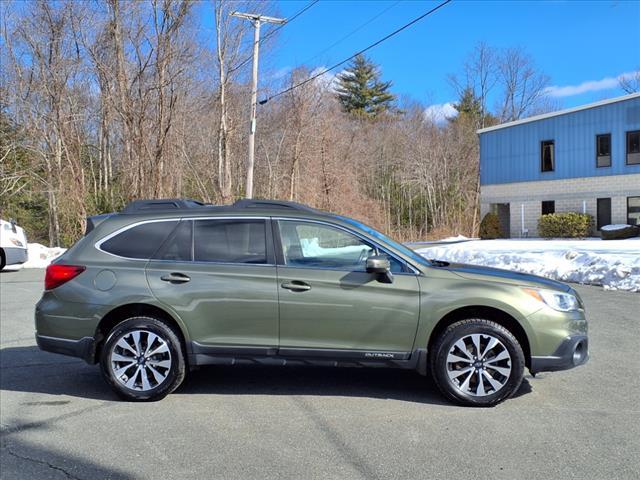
[[1, 269, 639, 480]]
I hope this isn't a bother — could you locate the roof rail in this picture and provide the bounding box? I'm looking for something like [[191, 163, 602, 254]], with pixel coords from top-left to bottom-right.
[[121, 198, 205, 214], [232, 199, 320, 213], [120, 198, 323, 215]]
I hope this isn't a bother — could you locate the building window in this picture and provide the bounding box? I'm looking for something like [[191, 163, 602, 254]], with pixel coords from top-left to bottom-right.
[[596, 134, 611, 167], [541, 140, 555, 172], [541, 200, 555, 215], [628, 131, 640, 165], [628, 197, 640, 226]]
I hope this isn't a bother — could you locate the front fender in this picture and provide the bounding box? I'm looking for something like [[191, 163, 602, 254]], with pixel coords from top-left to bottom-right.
[[414, 272, 543, 353]]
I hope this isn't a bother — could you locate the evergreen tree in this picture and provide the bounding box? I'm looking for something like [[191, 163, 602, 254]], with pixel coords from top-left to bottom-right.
[[334, 54, 396, 118], [450, 87, 498, 128]]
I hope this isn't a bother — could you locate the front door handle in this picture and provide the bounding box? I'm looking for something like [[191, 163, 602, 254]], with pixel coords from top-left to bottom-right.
[[281, 281, 311, 292], [160, 273, 191, 284]]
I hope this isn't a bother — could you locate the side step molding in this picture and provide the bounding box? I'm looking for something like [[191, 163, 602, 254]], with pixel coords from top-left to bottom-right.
[[189, 342, 428, 373]]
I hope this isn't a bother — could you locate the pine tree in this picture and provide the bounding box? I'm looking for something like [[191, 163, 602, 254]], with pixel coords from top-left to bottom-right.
[[334, 54, 396, 118], [450, 87, 498, 128]]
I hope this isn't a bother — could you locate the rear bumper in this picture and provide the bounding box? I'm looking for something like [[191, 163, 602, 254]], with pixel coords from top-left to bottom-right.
[[3, 246, 28, 266], [36, 334, 96, 364], [530, 335, 588, 374]]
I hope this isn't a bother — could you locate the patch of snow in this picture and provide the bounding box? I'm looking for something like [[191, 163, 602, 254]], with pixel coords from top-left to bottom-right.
[[600, 224, 634, 231], [415, 238, 640, 292], [299, 238, 367, 257], [22, 243, 66, 269]]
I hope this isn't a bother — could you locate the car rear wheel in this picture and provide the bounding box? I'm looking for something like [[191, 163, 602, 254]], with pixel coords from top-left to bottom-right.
[[100, 316, 186, 401], [0, 249, 6, 271], [430, 319, 525, 407]]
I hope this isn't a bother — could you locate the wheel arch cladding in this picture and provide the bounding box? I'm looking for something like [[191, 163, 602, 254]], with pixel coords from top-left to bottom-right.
[[95, 303, 188, 364], [428, 306, 531, 368]]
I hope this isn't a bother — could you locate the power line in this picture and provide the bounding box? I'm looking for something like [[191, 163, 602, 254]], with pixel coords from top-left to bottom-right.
[[229, 0, 319, 74], [301, 0, 402, 67], [259, 0, 453, 105]]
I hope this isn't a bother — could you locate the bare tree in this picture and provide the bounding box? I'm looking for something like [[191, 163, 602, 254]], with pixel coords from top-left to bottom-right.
[[448, 42, 498, 128], [497, 47, 551, 121], [619, 70, 640, 94], [1, 0, 517, 246]]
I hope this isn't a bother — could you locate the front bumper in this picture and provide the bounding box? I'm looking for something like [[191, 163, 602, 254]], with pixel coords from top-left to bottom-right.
[[530, 335, 588, 374], [36, 334, 97, 364]]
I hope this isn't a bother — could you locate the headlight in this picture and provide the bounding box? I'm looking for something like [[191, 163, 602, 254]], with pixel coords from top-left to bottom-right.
[[523, 288, 581, 312], [10, 238, 24, 248]]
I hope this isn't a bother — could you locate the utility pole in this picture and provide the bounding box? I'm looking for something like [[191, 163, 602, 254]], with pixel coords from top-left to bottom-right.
[[230, 12, 286, 199]]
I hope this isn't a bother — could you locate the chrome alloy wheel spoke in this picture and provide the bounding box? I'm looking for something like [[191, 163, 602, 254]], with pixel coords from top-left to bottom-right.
[[110, 330, 172, 391], [446, 333, 512, 397]]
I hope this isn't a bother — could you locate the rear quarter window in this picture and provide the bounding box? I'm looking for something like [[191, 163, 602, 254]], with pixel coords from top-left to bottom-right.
[[100, 221, 178, 259]]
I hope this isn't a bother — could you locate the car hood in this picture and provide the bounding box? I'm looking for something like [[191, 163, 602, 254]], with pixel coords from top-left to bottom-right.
[[438, 262, 572, 292]]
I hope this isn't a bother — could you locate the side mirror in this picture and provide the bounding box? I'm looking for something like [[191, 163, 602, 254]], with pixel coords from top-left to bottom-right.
[[366, 255, 390, 273], [366, 255, 393, 283]]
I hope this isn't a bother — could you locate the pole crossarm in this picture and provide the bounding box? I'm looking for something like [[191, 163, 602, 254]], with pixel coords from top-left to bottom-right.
[[230, 12, 286, 25]]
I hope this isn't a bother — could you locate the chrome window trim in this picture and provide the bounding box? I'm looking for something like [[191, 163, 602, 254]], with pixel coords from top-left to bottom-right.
[[94, 214, 422, 274], [95, 218, 183, 261], [274, 217, 421, 275], [148, 258, 277, 268]]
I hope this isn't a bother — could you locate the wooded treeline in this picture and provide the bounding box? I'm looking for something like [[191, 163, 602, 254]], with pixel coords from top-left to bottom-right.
[[1, 0, 554, 246]]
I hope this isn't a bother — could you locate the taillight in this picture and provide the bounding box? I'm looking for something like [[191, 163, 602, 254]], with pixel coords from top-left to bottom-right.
[[45, 264, 86, 290]]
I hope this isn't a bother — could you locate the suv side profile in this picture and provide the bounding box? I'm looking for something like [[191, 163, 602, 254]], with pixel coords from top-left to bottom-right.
[[35, 199, 588, 406]]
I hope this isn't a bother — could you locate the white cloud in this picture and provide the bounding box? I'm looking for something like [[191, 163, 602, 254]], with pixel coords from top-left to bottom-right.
[[310, 66, 340, 91], [424, 102, 457, 124], [545, 71, 639, 98], [271, 66, 292, 80]]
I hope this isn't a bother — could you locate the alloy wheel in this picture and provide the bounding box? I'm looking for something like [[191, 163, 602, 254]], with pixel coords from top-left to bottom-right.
[[446, 333, 512, 397], [110, 330, 172, 391]]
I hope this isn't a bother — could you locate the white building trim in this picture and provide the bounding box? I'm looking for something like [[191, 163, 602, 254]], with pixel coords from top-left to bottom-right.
[[477, 93, 640, 134]]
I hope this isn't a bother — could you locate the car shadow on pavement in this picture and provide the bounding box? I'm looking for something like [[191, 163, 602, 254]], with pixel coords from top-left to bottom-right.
[[0, 346, 116, 401], [181, 364, 533, 405], [0, 346, 532, 405]]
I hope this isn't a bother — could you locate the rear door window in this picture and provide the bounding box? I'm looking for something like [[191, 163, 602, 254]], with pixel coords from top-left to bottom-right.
[[100, 221, 178, 259], [193, 219, 267, 264], [154, 220, 193, 261]]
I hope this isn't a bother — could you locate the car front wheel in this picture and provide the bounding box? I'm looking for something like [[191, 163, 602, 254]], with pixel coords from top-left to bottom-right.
[[431, 319, 525, 407], [100, 316, 186, 401]]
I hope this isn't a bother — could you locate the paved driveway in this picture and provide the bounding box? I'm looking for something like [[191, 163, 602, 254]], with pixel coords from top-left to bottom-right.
[[1, 269, 638, 479]]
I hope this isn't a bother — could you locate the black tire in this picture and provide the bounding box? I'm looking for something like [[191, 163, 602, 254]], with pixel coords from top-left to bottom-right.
[[0, 249, 6, 271], [100, 316, 186, 401], [430, 319, 525, 407]]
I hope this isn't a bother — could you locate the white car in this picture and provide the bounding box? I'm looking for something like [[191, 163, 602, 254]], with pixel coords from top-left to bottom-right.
[[1, 219, 28, 270]]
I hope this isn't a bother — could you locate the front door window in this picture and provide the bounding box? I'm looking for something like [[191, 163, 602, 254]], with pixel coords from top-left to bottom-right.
[[278, 220, 404, 272], [279, 221, 373, 270]]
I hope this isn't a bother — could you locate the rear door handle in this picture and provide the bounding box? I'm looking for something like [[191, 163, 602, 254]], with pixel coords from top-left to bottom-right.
[[161, 273, 191, 284], [281, 281, 311, 292]]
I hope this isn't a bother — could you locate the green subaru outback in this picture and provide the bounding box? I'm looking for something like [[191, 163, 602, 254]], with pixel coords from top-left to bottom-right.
[[35, 199, 588, 406]]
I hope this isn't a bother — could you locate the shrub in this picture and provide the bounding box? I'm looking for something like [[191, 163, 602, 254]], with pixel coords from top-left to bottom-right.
[[479, 212, 503, 239], [601, 224, 640, 240], [538, 212, 593, 238]]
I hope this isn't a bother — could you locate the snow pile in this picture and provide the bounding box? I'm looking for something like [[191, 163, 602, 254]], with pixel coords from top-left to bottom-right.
[[415, 238, 640, 292], [23, 243, 67, 268]]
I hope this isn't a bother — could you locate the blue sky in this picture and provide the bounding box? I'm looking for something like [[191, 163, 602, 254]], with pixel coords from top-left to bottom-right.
[[201, 0, 640, 113]]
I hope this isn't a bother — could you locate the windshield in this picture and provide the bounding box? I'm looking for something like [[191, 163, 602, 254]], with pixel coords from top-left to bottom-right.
[[336, 216, 431, 267]]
